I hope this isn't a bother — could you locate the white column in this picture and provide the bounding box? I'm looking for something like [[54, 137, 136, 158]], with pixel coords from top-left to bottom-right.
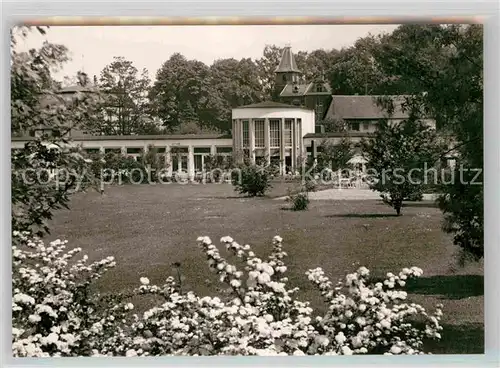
[[291, 119, 296, 173], [177, 151, 182, 173], [211, 144, 216, 156], [188, 145, 195, 182], [249, 119, 256, 164], [264, 118, 270, 166], [280, 118, 285, 175], [231, 119, 236, 156], [121, 146, 126, 155], [166, 145, 172, 176], [298, 119, 304, 173], [99, 147, 105, 155]]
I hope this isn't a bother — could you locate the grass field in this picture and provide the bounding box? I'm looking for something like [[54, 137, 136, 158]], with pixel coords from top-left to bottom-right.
[[46, 182, 484, 354]]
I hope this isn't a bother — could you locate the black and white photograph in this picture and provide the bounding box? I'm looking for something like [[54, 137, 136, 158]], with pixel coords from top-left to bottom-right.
[[10, 21, 484, 357]]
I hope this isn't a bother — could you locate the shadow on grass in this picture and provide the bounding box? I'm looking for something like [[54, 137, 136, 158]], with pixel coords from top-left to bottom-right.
[[425, 323, 484, 354], [325, 213, 400, 219], [403, 202, 439, 208], [406, 275, 484, 300]]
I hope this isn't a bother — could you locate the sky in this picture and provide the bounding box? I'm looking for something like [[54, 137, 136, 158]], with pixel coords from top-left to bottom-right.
[[17, 24, 398, 82]]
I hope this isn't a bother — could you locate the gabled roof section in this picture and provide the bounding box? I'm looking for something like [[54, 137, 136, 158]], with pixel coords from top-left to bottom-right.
[[275, 46, 301, 73], [325, 95, 410, 120], [280, 83, 310, 97], [304, 82, 332, 95], [58, 85, 99, 94]]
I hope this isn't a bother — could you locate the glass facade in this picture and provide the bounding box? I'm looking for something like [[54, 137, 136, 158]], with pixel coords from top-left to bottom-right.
[[284, 119, 293, 146], [254, 119, 265, 148], [269, 119, 281, 148], [242, 120, 249, 148]]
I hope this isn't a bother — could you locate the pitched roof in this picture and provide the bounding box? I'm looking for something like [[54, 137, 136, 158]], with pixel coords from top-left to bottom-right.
[[275, 46, 301, 73], [58, 85, 98, 94], [304, 132, 373, 139], [304, 82, 332, 95], [236, 101, 312, 110], [280, 82, 332, 97], [325, 95, 410, 120], [280, 83, 310, 97], [12, 133, 232, 142]]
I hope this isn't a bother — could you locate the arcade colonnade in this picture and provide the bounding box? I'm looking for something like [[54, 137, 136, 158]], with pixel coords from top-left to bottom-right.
[[11, 135, 234, 182]]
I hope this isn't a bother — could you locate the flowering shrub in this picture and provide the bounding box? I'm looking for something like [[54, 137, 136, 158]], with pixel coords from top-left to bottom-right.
[[12, 232, 443, 357]]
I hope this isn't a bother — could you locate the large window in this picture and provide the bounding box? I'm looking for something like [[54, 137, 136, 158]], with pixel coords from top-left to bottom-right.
[[242, 120, 249, 148], [315, 101, 324, 119], [216, 147, 233, 154], [285, 119, 293, 146], [194, 155, 203, 172], [127, 147, 142, 154], [254, 119, 265, 148], [269, 119, 281, 148], [350, 121, 360, 131]]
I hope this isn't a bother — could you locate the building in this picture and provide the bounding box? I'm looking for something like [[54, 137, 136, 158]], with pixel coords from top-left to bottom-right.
[[12, 46, 448, 182], [231, 101, 315, 175]]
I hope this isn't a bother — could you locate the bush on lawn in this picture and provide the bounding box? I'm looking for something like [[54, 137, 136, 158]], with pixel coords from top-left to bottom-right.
[[287, 188, 310, 211], [12, 232, 443, 357], [232, 165, 272, 197]]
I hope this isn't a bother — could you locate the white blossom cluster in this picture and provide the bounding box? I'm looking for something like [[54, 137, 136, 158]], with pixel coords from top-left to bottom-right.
[[12, 231, 443, 357]]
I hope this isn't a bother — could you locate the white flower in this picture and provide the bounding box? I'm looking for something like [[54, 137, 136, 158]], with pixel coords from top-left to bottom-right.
[[273, 235, 283, 243], [140, 277, 150, 285], [357, 266, 370, 276], [220, 236, 233, 243], [257, 273, 271, 284], [341, 346, 353, 355], [125, 303, 134, 310], [390, 345, 402, 354], [293, 350, 305, 356], [230, 279, 241, 288], [315, 335, 330, 347], [43, 333, 59, 345], [356, 317, 366, 326], [380, 319, 391, 329], [13, 293, 35, 305], [126, 349, 138, 357], [28, 314, 41, 323], [335, 332, 346, 344]]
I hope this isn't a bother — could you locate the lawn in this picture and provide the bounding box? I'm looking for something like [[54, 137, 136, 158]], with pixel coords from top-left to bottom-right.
[[46, 182, 484, 354]]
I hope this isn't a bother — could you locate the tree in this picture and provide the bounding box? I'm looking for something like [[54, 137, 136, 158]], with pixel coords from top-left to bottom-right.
[[328, 36, 392, 95], [150, 53, 215, 132], [205, 57, 264, 132], [371, 24, 483, 260], [11, 26, 99, 236], [85, 56, 160, 135], [362, 117, 443, 216], [302, 49, 339, 82], [316, 137, 356, 173]]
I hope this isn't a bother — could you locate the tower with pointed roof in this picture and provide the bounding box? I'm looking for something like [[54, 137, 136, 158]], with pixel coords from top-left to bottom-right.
[[273, 45, 302, 100], [273, 45, 332, 123]]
